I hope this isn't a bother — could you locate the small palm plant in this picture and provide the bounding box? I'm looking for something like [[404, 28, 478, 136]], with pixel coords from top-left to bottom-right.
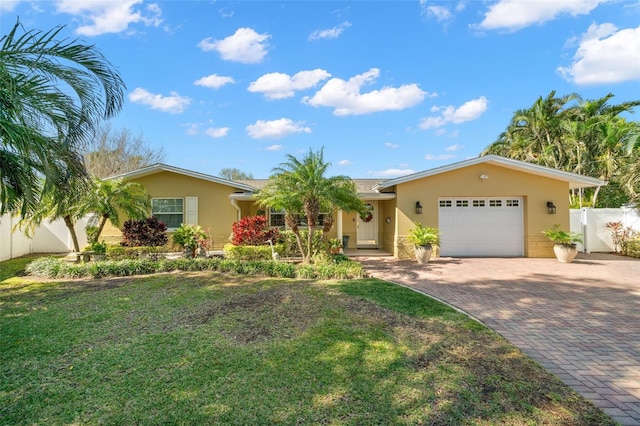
[[172, 224, 210, 258], [407, 222, 439, 264], [542, 225, 582, 247], [407, 222, 440, 247], [542, 224, 582, 263], [327, 238, 342, 253]]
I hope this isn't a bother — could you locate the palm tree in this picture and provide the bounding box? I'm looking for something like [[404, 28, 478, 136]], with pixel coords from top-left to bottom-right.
[[483, 91, 640, 207], [256, 148, 365, 263], [82, 178, 151, 243], [17, 176, 87, 257], [0, 20, 125, 216]]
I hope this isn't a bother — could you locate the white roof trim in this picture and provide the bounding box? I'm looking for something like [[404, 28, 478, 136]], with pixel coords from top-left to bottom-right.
[[374, 155, 606, 190], [107, 163, 257, 192], [359, 192, 396, 200], [229, 193, 255, 201]]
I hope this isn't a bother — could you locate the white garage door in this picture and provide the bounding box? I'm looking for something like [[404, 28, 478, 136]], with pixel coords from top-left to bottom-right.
[[438, 197, 523, 257]]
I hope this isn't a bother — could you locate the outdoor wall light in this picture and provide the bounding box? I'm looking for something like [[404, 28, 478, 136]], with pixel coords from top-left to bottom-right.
[[415, 201, 423, 215], [385, 217, 391, 224], [479, 174, 489, 182], [547, 201, 557, 214]]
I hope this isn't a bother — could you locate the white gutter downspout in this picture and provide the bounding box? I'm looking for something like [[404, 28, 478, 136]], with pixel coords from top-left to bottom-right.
[[230, 199, 241, 221], [337, 209, 343, 253]]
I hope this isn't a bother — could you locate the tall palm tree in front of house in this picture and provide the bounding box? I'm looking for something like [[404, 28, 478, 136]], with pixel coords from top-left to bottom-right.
[[81, 178, 151, 243], [0, 20, 125, 216], [256, 148, 366, 263]]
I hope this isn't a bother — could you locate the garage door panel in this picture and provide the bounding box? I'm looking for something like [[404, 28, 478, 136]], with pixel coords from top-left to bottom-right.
[[438, 197, 523, 257]]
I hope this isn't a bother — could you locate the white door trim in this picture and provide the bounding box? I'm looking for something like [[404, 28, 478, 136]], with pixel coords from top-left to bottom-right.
[[357, 201, 378, 247]]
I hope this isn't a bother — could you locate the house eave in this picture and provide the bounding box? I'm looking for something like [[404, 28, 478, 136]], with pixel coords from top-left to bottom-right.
[[374, 155, 606, 190], [107, 163, 258, 192]]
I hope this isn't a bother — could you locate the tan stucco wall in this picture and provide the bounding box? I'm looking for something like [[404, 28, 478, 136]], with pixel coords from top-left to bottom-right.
[[101, 171, 243, 250], [393, 163, 570, 259]]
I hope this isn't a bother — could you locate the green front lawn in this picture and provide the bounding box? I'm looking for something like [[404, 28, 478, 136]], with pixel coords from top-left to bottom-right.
[[0, 267, 613, 425]]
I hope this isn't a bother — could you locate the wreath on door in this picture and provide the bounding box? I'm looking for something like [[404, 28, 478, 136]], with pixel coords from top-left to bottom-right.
[[360, 204, 373, 223]]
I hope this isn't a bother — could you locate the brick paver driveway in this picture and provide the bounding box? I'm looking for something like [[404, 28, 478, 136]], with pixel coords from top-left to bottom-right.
[[357, 253, 640, 425]]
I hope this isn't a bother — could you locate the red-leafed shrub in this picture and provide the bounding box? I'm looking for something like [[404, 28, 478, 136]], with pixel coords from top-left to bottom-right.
[[231, 215, 279, 246], [121, 217, 168, 247]]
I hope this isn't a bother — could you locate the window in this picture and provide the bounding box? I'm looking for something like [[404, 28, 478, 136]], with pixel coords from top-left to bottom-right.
[[439, 200, 452, 207], [472, 200, 486, 207], [152, 198, 183, 228], [269, 208, 285, 227], [298, 213, 327, 226], [506, 199, 519, 207], [489, 199, 502, 207], [456, 200, 469, 207]]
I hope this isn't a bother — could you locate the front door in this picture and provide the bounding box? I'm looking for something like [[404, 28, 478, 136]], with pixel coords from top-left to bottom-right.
[[356, 201, 378, 248]]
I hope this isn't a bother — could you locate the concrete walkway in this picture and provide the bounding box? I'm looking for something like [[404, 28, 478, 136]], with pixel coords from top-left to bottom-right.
[[355, 253, 640, 425]]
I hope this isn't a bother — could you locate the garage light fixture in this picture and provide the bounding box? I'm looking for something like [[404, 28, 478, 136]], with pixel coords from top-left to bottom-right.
[[479, 174, 488, 181], [546, 201, 557, 214], [415, 201, 423, 215]]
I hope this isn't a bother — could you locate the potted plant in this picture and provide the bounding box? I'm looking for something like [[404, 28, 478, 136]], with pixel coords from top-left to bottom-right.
[[542, 224, 583, 263], [89, 240, 107, 261], [407, 222, 440, 264], [328, 238, 342, 254]]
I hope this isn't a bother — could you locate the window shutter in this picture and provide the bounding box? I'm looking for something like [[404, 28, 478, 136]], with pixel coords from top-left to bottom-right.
[[185, 197, 198, 225]]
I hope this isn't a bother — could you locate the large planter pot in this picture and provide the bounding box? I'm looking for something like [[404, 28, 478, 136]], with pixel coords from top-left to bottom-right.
[[553, 244, 578, 263], [414, 244, 433, 264]]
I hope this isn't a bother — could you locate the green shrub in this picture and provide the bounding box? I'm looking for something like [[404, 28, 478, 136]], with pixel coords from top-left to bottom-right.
[[223, 243, 285, 260], [279, 229, 325, 258], [25, 255, 362, 280], [106, 245, 163, 260], [172, 224, 211, 258], [622, 237, 640, 258], [25, 257, 65, 277]]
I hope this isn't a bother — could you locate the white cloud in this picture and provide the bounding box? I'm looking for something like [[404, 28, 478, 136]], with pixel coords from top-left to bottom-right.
[[55, 0, 162, 36], [385, 142, 399, 149], [446, 144, 463, 151], [368, 168, 415, 178], [420, 96, 488, 129], [425, 154, 456, 160], [266, 145, 284, 151], [309, 21, 351, 40], [246, 118, 311, 139], [198, 27, 270, 64], [128, 87, 190, 114], [185, 123, 199, 135], [205, 127, 230, 138], [476, 0, 606, 32], [0, 0, 21, 12], [558, 23, 640, 85], [423, 4, 452, 21], [248, 69, 331, 100], [194, 74, 235, 89], [338, 160, 353, 165], [304, 68, 427, 115]]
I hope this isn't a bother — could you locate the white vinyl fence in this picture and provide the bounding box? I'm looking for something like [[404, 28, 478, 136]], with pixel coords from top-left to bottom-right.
[[0, 212, 90, 261], [570, 207, 640, 253]]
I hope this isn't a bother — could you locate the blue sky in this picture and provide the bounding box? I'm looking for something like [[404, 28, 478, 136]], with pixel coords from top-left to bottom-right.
[[2, 1, 639, 179]]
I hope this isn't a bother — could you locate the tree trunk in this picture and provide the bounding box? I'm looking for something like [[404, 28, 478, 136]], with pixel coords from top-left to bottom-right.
[[63, 215, 81, 262], [592, 185, 601, 208], [94, 214, 109, 242], [285, 213, 305, 261]]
